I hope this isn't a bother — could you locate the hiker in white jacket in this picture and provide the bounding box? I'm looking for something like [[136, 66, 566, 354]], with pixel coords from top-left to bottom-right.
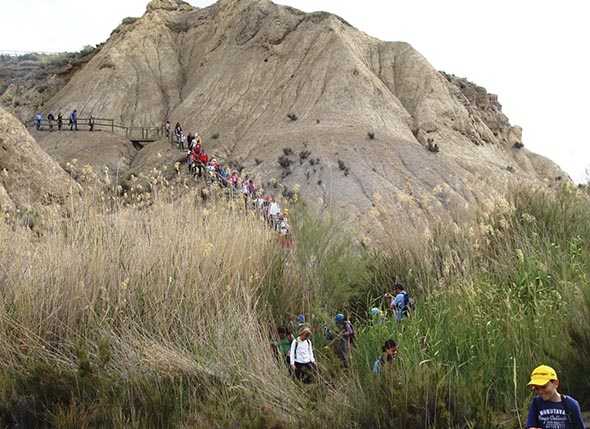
[[289, 327, 316, 383]]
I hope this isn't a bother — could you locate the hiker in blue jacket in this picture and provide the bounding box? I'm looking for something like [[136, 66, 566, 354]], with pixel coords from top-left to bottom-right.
[[34, 112, 42, 130], [70, 109, 78, 131], [526, 365, 585, 429], [391, 283, 410, 321]]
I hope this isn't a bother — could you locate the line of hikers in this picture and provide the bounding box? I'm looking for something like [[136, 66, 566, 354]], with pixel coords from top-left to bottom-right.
[[170, 120, 292, 238], [272, 283, 413, 384], [34, 110, 95, 132], [273, 287, 586, 429]]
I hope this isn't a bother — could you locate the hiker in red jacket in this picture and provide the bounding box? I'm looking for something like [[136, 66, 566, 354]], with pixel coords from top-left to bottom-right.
[[197, 152, 209, 178]]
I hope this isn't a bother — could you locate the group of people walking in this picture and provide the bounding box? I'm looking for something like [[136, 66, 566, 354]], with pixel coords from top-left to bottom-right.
[[168, 120, 292, 239], [272, 283, 413, 384], [271, 286, 585, 429], [34, 109, 95, 132]]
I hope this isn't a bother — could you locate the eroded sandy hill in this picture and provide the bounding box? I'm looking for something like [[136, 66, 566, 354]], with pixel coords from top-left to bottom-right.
[[22, 0, 566, 235]]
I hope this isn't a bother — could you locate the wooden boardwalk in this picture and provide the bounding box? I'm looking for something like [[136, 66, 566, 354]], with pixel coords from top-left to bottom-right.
[[30, 117, 165, 143]]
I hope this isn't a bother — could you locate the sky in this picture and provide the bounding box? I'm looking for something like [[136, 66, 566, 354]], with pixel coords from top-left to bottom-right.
[[2, 0, 588, 181]]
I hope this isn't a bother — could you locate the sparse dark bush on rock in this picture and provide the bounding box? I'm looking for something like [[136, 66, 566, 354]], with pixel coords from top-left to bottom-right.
[[278, 155, 292, 169]]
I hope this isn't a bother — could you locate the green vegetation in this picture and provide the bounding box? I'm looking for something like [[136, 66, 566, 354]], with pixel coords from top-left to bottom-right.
[[0, 181, 588, 427]]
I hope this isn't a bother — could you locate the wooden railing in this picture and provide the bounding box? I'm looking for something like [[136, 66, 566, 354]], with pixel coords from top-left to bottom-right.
[[30, 117, 165, 142]]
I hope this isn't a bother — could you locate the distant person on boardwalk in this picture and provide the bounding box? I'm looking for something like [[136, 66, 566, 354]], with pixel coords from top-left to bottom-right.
[[70, 110, 78, 131], [34, 112, 42, 130], [47, 113, 55, 131], [372, 339, 398, 374], [289, 327, 316, 383], [57, 113, 63, 131], [165, 120, 171, 138], [88, 115, 95, 132], [526, 365, 585, 429]]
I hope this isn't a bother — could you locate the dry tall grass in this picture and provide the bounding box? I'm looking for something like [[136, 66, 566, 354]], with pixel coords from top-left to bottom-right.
[[0, 187, 312, 426]]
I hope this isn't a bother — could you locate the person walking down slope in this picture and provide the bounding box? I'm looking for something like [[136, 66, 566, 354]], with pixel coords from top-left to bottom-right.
[[389, 283, 411, 322], [289, 327, 316, 383], [174, 122, 182, 148], [70, 110, 78, 131], [165, 120, 171, 138], [334, 313, 355, 368], [373, 339, 398, 374], [273, 326, 294, 368], [57, 112, 63, 131], [526, 365, 585, 429], [88, 115, 95, 132]]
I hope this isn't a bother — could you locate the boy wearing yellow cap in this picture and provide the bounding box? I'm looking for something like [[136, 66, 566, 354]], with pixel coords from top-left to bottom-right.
[[526, 365, 585, 429]]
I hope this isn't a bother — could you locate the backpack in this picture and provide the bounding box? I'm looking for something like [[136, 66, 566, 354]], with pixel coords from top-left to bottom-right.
[[293, 338, 312, 361], [345, 320, 356, 345], [402, 291, 415, 314]]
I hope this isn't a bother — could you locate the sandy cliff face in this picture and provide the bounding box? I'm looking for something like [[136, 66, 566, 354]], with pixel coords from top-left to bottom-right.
[[0, 107, 78, 214], [12, 0, 565, 234]]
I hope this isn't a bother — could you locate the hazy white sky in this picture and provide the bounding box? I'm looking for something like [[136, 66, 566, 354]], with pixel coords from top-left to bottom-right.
[[2, 0, 588, 181]]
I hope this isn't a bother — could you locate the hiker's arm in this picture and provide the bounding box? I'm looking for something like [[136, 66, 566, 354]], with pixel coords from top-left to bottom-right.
[[525, 400, 539, 429], [309, 342, 315, 364], [570, 400, 585, 429]]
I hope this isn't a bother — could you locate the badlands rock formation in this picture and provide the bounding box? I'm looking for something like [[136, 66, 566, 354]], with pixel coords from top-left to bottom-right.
[[0, 107, 78, 214], [5, 0, 566, 233]]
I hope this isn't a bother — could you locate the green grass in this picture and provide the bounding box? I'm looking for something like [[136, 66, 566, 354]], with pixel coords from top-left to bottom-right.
[[0, 182, 589, 427]]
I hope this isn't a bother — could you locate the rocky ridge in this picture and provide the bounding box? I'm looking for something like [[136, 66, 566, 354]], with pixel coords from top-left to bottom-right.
[[2, 0, 567, 238], [0, 106, 79, 217]]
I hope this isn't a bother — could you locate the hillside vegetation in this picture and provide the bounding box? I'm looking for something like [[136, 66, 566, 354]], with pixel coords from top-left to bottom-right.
[[0, 175, 588, 428]]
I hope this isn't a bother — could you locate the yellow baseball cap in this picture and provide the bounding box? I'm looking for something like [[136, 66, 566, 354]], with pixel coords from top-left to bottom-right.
[[527, 365, 558, 386]]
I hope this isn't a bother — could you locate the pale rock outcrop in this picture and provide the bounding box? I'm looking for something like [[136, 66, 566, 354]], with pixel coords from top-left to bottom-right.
[[29, 0, 566, 235], [0, 107, 78, 213]]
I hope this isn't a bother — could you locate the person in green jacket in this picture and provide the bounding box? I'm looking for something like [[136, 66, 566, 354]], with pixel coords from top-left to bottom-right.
[[273, 326, 294, 367]]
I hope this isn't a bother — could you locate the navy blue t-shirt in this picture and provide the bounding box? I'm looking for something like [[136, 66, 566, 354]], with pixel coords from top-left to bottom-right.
[[526, 395, 585, 429]]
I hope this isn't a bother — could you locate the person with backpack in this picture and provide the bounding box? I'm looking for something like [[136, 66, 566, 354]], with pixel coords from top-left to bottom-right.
[[70, 110, 78, 131], [391, 283, 411, 321], [57, 112, 63, 131], [289, 327, 316, 383], [373, 339, 398, 374], [334, 313, 355, 368], [526, 365, 585, 429]]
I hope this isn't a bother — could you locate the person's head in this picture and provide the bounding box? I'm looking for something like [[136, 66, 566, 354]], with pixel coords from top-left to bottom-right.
[[394, 283, 404, 293], [335, 313, 346, 324], [528, 365, 560, 401], [277, 326, 287, 338], [382, 339, 398, 359], [296, 314, 305, 324], [299, 327, 312, 339]]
